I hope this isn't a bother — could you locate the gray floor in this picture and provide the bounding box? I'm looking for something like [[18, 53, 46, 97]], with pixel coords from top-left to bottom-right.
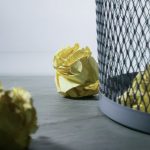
[[1, 76, 150, 150]]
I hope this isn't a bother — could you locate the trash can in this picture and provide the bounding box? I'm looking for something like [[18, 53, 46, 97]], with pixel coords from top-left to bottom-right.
[[96, 0, 150, 133]]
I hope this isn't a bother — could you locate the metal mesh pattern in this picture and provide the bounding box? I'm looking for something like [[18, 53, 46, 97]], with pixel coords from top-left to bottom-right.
[[96, 0, 150, 112]]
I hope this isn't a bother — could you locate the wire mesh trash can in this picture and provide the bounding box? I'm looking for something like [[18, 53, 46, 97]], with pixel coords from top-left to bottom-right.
[[96, 0, 150, 133]]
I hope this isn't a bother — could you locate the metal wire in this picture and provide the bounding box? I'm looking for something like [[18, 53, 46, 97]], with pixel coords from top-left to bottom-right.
[[96, 0, 150, 112]]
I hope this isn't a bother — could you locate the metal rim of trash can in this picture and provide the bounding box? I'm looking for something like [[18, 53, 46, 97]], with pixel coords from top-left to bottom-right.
[[99, 94, 150, 134]]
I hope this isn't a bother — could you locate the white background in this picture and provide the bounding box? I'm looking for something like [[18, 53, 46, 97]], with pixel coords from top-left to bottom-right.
[[0, 0, 97, 76]]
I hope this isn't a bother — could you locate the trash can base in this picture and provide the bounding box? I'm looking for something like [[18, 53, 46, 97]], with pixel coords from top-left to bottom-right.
[[99, 94, 150, 134]]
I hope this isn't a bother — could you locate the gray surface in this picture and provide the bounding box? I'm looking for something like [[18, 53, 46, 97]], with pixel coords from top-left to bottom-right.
[[0, 76, 150, 150]]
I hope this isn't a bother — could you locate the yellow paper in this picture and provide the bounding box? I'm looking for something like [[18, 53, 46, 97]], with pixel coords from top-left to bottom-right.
[[53, 43, 100, 98], [0, 84, 38, 150], [118, 65, 150, 113], [0, 81, 3, 92]]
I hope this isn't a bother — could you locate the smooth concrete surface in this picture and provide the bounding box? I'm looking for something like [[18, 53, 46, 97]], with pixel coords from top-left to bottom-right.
[[0, 76, 150, 150]]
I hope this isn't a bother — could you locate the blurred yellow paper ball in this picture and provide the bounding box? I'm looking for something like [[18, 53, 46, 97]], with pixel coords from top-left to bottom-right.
[[0, 85, 38, 150]]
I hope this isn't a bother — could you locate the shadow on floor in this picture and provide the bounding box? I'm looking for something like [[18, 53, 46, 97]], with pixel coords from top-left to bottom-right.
[[30, 136, 71, 150], [64, 95, 99, 101]]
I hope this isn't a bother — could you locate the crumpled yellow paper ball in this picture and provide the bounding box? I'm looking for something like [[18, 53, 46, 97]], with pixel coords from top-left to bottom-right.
[[118, 65, 150, 113], [0, 84, 38, 150], [0, 82, 3, 92], [53, 43, 99, 98]]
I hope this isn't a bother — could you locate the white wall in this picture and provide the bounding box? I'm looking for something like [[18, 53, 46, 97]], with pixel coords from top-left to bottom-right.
[[0, 0, 97, 76]]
